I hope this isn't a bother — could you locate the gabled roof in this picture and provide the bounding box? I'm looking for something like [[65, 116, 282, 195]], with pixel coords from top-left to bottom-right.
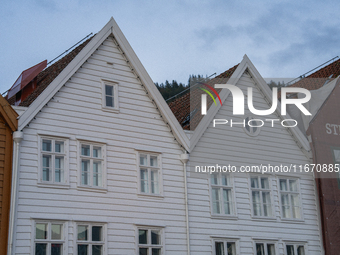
[[12, 18, 189, 151]]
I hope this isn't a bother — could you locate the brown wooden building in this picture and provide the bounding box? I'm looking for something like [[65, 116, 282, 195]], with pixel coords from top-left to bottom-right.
[[0, 94, 17, 254]]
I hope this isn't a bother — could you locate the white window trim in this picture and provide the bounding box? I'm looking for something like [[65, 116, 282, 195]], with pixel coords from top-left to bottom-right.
[[278, 177, 304, 221], [38, 136, 69, 188], [77, 140, 107, 191], [209, 173, 237, 218], [253, 240, 278, 255], [74, 222, 107, 255], [31, 220, 68, 255], [101, 79, 119, 112], [212, 238, 239, 255], [136, 151, 163, 197], [135, 225, 165, 255], [249, 175, 275, 219], [284, 242, 307, 255]]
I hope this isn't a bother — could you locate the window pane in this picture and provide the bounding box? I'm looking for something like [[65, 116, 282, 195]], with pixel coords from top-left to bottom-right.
[[92, 226, 102, 241], [51, 224, 62, 240], [51, 244, 62, 255], [105, 84, 113, 96], [139, 248, 148, 255], [222, 175, 229, 186], [151, 170, 159, 194], [297, 246, 305, 255], [150, 156, 158, 167], [281, 194, 290, 218], [291, 194, 301, 218], [280, 179, 287, 191], [286, 245, 294, 255], [35, 243, 47, 255], [289, 180, 298, 192], [262, 192, 271, 216], [215, 242, 224, 255], [42, 139, 52, 152], [78, 244, 88, 255], [212, 188, 221, 214], [267, 244, 275, 255], [151, 230, 160, 244], [256, 243, 264, 255], [152, 248, 161, 255], [36, 223, 47, 239], [93, 147, 101, 158], [261, 178, 269, 189], [251, 177, 259, 188], [139, 229, 147, 244], [55, 157, 64, 183], [227, 242, 236, 255], [81, 145, 90, 156], [252, 191, 261, 216], [140, 169, 148, 193], [42, 155, 51, 181], [211, 174, 218, 185], [81, 160, 90, 185], [140, 154, 147, 166], [223, 189, 232, 214], [105, 96, 113, 107], [92, 245, 102, 255], [78, 225, 88, 241], [93, 161, 102, 187], [55, 141, 64, 153]]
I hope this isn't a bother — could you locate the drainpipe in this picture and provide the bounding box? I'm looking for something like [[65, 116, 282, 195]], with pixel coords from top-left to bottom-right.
[[180, 152, 190, 255], [7, 131, 24, 255]]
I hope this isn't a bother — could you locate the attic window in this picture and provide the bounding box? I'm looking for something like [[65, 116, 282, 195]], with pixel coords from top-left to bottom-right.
[[244, 116, 261, 136], [101, 80, 119, 112]]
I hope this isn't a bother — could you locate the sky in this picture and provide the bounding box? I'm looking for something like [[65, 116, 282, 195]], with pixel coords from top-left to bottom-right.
[[1, 0, 340, 94]]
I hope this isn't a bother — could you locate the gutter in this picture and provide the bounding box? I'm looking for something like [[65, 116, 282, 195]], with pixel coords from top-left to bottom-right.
[[180, 152, 190, 255], [7, 131, 23, 255]]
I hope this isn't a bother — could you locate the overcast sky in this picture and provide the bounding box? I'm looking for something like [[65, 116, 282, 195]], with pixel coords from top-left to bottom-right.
[[1, 0, 339, 93]]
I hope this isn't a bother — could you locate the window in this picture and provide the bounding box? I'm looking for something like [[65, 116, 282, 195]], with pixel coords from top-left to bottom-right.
[[331, 148, 340, 189], [77, 224, 105, 255], [255, 242, 276, 255], [40, 138, 67, 184], [250, 176, 272, 217], [138, 153, 161, 194], [211, 173, 233, 215], [34, 221, 64, 255], [138, 228, 162, 255], [244, 116, 261, 136], [285, 244, 305, 255], [80, 143, 105, 188], [102, 80, 118, 111], [279, 179, 301, 219], [214, 240, 236, 255]]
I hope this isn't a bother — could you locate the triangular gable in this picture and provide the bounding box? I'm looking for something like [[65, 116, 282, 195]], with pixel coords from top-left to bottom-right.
[[17, 17, 189, 151], [190, 55, 310, 156]]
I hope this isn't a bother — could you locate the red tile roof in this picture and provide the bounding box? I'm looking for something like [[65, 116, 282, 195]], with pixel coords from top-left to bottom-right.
[[168, 64, 238, 130], [6, 37, 93, 106]]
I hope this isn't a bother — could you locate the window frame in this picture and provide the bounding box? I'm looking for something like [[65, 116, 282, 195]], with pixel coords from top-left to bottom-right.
[[243, 115, 261, 137], [136, 226, 164, 255], [253, 240, 277, 255], [38, 136, 69, 186], [137, 151, 163, 196], [33, 220, 67, 255], [210, 173, 236, 217], [278, 177, 303, 220], [101, 79, 119, 112], [78, 141, 107, 190], [212, 238, 238, 255], [284, 242, 307, 255], [75, 222, 106, 255], [249, 175, 274, 218], [331, 147, 340, 189]]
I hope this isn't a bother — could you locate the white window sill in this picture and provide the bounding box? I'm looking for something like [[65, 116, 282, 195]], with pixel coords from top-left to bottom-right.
[[77, 186, 108, 193], [102, 106, 119, 113], [210, 214, 238, 220], [37, 182, 70, 189], [138, 193, 164, 200]]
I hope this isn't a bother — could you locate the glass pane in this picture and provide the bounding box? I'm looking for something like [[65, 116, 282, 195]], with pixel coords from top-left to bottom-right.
[[92, 245, 102, 255], [262, 192, 271, 216], [78, 244, 88, 255], [139, 248, 148, 255], [81, 160, 90, 185], [42, 139, 52, 152], [222, 175, 229, 186], [280, 179, 287, 191], [93, 147, 101, 158], [35, 243, 47, 255], [251, 177, 259, 188], [42, 155, 51, 181], [150, 155, 158, 167], [81, 144, 90, 156], [51, 224, 62, 240], [286, 245, 294, 255], [106, 96, 113, 107], [223, 189, 232, 214], [36, 223, 47, 239], [139, 229, 147, 244], [105, 84, 113, 96], [289, 180, 298, 192], [140, 154, 147, 166], [291, 195, 301, 218], [152, 248, 161, 255], [267, 244, 275, 255], [252, 191, 261, 216], [93, 161, 102, 187], [55, 141, 64, 153], [55, 157, 64, 183], [227, 242, 236, 255], [78, 225, 88, 241], [212, 188, 221, 214], [261, 178, 269, 189], [256, 243, 265, 255], [51, 243, 62, 255], [151, 230, 160, 244], [151, 170, 159, 194], [215, 242, 224, 255], [281, 194, 290, 218], [92, 226, 102, 241], [140, 169, 148, 193], [297, 246, 305, 255], [211, 174, 218, 185]]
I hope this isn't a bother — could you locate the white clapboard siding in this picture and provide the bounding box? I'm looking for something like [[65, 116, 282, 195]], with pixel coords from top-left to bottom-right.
[[13, 37, 188, 255], [187, 71, 322, 254]]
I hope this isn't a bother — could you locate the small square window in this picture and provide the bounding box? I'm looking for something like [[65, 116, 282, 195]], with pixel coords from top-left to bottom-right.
[[34, 221, 65, 255], [77, 224, 105, 255], [138, 228, 163, 255]]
